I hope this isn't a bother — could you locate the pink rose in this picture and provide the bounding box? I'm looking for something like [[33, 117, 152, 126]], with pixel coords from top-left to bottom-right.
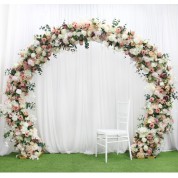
[[149, 123, 155, 129], [157, 52, 162, 58], [84, 23, 90, 29], [150, 97, 154, 102], [42, 45, 47, 49], [156, 108, 160, 113], [147, 149, 152, 155], [141, 50, 146, 55], [41, 38, 47, 43], [147, 134, 153, 140], [116, 28, 121, 34]]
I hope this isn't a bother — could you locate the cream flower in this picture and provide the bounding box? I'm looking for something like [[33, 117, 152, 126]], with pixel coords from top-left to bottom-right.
[[16, 89, 22, 95]]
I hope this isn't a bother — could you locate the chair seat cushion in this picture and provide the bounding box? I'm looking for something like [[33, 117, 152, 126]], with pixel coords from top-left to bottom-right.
[[97, 129, 127, 136]]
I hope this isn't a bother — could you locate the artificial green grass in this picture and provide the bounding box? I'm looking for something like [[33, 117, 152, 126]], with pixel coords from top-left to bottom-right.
[[0, 151, 178, 172]]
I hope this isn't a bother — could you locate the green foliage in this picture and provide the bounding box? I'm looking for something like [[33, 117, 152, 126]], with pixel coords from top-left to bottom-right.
[[27, 82, 36, 92], [40, 24, 51, 32], [112, 18, 120, 28], [26, 102, 36, 109], [137, 115, 145, 128], [4, 131, 11, 138]]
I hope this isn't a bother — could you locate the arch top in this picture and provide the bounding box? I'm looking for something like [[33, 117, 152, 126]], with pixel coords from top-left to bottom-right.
[[2, 18, 176, 159]]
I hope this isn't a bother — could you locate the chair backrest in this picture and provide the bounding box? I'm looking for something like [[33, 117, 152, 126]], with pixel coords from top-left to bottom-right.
[[116, 100, 130, 131]]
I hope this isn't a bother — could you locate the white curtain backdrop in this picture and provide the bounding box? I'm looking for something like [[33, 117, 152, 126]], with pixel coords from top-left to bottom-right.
[[0, 4, 178, 155]]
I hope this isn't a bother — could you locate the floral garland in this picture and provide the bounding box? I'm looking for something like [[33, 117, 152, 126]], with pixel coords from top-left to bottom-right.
[[1, 18, 177, 160]]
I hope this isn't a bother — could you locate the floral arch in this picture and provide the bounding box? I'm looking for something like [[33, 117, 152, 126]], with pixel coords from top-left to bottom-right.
[[2, 18, 176, 160]]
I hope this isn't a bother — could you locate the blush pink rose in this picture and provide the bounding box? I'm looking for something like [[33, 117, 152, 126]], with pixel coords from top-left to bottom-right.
[[147, 149, 152, 155], [150, 97, 154, 102], [157, 52, 162, 58], [149, 123, 155, 129], [116, 28, 121, 34]]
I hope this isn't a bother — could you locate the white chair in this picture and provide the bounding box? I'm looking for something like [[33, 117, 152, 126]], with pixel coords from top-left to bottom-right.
[[95, 100, 132, 163]]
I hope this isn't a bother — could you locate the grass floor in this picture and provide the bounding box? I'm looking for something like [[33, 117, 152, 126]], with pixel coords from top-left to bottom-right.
[[0, 151, 178, 172]]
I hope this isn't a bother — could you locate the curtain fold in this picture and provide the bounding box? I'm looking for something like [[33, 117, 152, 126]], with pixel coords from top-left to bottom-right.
[[0, 4, 178, 155]]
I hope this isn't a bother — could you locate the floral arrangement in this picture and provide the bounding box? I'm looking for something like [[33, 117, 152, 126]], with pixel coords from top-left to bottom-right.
[[1, 18, 177, 159]]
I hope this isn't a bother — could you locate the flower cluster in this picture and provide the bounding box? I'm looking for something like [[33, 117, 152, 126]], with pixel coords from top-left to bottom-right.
[[1, 18, 176, 159]]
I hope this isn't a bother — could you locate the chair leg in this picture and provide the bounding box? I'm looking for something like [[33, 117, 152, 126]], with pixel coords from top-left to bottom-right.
[[128, 138, 132, 160], [105, 136, 108, 163], [117, 136, 119, 155], [95, 135, 98, 157]]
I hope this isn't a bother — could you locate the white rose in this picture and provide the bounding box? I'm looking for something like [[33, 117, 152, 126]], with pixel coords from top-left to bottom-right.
[[130, 48, 141, 55], [163, 109, 168, 114], [151, 63, 157, 68], [160, 82, 164, 86], [58, 34, 63, 39], [22, 122, 29, 128], [77, 32, 81, 37], [35, 47, 42, 54], [108, 34, 116, 42], [34, 40, 40, 47], [31, 53, 36, 58], [139, 127, 148, 133], [61, 29, 67, 35], [152, 72, 159, 78], [122, 33, 128, 39], [21, 126, 28, 134], [24, 70, 32, 78], [16, 89, 22, 95], [159, 59, 165, 64], [51, 34, 56, 40], [81, 31, 86, 36], [143, 67, 149, 74], [42, 51, 46, 56], [12, 76, 18, 81], [28, 59, 35, 66], [63, 38, 69, 44], [12, 115, 18, 121], [154, 137, 159, 143], [147, 117, 155, 123], [143, 56, 150, 63], [143, 145, 148, 151], [158, 104, 162, 108], [142, 137, 147, 143], [95, 31, 102, 36]]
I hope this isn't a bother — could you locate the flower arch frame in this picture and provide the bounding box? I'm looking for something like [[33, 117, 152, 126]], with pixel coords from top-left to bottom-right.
[[2, 18, 177, 159]]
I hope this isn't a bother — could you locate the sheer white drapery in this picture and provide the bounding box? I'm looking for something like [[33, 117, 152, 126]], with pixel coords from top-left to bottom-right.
[[0, 4, 178, 155]]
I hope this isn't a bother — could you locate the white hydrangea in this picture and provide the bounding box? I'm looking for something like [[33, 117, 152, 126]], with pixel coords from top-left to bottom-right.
[[129, 47, 142, 56], [138, 127, 149, 138]]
